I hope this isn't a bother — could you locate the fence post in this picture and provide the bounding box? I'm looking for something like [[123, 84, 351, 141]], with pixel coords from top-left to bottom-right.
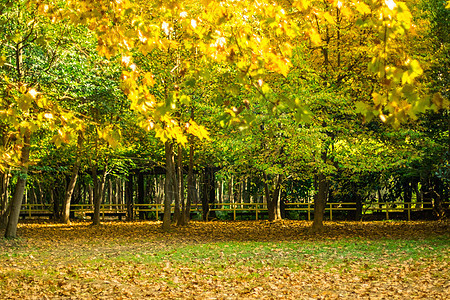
[[233, 203, 236, 221], [385, 202, 389, 220], [255, 204, 258, 221]]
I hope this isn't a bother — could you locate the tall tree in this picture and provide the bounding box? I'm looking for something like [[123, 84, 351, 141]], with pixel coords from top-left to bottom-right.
[[0, 1, 83, 237]]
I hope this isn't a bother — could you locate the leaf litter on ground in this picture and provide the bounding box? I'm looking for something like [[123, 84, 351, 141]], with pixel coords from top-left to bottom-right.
[[0, 219, 449, 299]]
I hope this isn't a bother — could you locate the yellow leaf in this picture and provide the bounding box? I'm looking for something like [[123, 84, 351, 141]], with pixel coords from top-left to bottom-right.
[[309, 28, 321, 46], [52, 135, 62, 148], [293, 0, 310, 10], [0, 56, 6, 67], [97, 127, 103, 139], [355, 2, 371, 15], [322, 12, 335, 25], [409, 59, 423, 76], [143, 72, 155, 86], [18, 93, 33, 111], [155, 127, 168, 143]]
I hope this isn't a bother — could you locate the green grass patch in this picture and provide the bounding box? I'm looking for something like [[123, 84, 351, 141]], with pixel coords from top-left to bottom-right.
[[114, 236, 450, 271]]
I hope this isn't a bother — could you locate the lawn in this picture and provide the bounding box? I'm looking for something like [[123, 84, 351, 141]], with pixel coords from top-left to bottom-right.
[[1, 220, 449, 299]]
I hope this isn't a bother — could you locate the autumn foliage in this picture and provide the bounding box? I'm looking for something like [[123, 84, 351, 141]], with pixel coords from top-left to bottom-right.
[[1, 220, 449, 299]]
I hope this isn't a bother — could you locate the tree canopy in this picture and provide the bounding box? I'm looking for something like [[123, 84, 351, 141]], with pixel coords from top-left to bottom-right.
[[0, 0, 448, 237]]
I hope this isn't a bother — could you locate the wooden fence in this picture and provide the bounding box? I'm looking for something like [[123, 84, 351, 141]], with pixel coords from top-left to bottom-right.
[[19, 201, 449, 221]]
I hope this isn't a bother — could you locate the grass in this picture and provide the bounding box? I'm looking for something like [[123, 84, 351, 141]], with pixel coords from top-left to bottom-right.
[[0, 220, 449, 299], [112, 237, 449, 271]]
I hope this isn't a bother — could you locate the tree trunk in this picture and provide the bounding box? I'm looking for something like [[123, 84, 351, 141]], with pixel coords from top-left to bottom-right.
[[115, 178, 120, 205], [53, 180, 62, 220], [37, 181, 43, 205], [108, 178, 113, 207], [88, 184, 93, 205], [137, 171, 145, 219], [201, 169, 209, 221], [173, 145, 181, 225], [4, 132, 31, 238], [201, 167, 216, 221], [163, 141, 174, 231], [60, 165, 79, 223], [92, 165, 101, 225], [61, 135, 82, 223], [355, 195, 363, 221], [92, 165, 107, 226], [0, 170, 11, 228], [243, 177, 250, 203], [403, 180, 412, 203], [218, 180, 223, 204], [276, 190, 282, 220], [177, 144, 186, 226], [264, 174, 282, 222], [186, 141, 195, 223], [431, 179, 445, 219], [311, 172, 328, 234], [126, 172, 134, 221], [228, 175, 234, 203]]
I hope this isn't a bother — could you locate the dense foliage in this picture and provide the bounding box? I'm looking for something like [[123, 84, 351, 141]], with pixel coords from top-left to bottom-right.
[[0, 0, 448, 237]]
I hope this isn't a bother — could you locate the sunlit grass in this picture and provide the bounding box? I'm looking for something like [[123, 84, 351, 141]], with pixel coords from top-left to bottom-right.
[[114, 236, 449, 270]]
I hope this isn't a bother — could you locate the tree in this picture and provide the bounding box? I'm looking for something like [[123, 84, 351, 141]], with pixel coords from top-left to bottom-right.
[[1, 0, 444, 237], [0, 1, 82, 237]]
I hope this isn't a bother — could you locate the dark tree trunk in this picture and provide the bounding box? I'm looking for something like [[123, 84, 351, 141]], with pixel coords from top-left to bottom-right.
[[176, 144, 186, 226], [355, 195, 363, 221], [88, 184, 93, 205], [201, 167, 216, 221], [163, 141, 174, 231], [92, 166, 101, 225], [403, 180, 412, 203], [5, 132, 30, 238], [431, 179, 446, 219], [311, 172, 328, 233], [138, 171, 145, 219], [115, 179, 120, 205], [126, 172, 134, 221], [264, 174, 282, 221], [186, 141, 195, 223], [53, 182, 61, 220], [0, 170, 11, 228], [243, 177, 249, 203], [201, 170, 209, 221], [108, 178, 113, 206], [208, 168, 216, 217], [173, 145, 181, 225]]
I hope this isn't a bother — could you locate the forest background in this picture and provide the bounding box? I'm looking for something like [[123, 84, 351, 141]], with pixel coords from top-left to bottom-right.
[[0, 0, 449, 238]]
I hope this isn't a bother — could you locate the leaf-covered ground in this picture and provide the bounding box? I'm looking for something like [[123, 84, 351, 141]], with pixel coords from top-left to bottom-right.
[[1, 220, 449, 299]]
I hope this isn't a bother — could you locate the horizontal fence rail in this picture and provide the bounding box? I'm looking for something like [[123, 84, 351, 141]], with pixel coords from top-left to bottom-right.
[[19, 201, 449, 221]]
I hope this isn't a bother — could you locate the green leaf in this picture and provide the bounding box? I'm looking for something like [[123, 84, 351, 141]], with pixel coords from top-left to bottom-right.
[[180, 95, 191, 105]]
